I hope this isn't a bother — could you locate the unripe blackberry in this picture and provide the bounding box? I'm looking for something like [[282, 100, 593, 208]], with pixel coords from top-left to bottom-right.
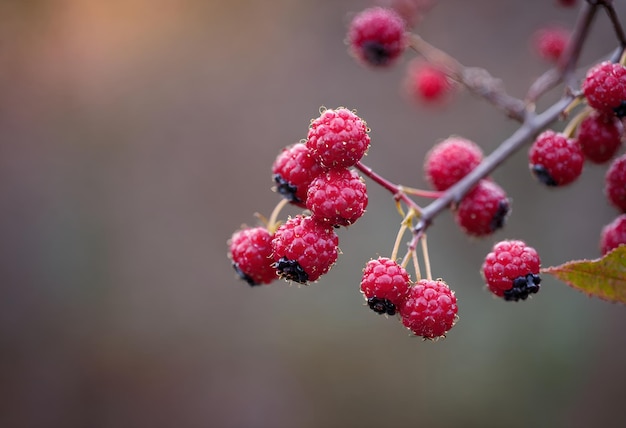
[[272, 143, 324, 207], [306, 168, 368, 227], [229, 227, 277, 286], [605, 154, 626, 212], [482, 240, 541, 302], [424, 136, 483, 191], [271, 215, 339, 284], [582, 61, 626, 118], [455, 179, 510, 237], [575, 112, 623, 164], [347, 7, 407, 68], [600, 214, 626, 255], [306, 107, 370, 169], [529, 130, 584, 186], [360, 257, 411, 315], [399, 279, 458, 339]]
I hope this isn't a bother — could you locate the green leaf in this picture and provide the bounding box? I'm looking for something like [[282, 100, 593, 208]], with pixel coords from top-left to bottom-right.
[[541, 246, 626, 303]]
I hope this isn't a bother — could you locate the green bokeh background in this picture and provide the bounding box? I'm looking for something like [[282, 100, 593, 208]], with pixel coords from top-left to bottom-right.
[[1, 1, 625, 427]]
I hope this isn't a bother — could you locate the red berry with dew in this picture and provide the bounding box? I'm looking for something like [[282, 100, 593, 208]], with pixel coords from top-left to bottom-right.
[[482, 240, 541, 302], [229, 227, 277, 286], [600, 214, 626, 255], [575, 112, 624, 164], [532, 26, 570, 63], [529, 130, 584, 186], [271, 215, 339, 284], [399, 279, 458, 339], [347, 7, 407, 68], [306, 107, 371, 169], [306, 168, 368, 227], [360, 257, 411, 315], [405, 60, 453, 104], [424, 136, 483, 191], [455, 179, 510, 237], [605, 154, 626, 213], [272, 143, 324, 207], [582, 61, 626, 118]]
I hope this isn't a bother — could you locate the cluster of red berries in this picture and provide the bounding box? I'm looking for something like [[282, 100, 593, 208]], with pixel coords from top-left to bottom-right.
[[228, 107, 370, 286], [528, 60, 626, 254], [359, 257, 458, 339]]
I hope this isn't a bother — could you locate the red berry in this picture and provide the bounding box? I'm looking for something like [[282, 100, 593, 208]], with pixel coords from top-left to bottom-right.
[[229, 227, 277, 286], [271, 215, 339, 284], [482, 240, 541, 301], [306, 108, 370, 169], [605, 154, 626, 212], [424, 136, 483, 191], [582, 61, 626, 117], [575, 112, 624, 164], [529, 130, 584, 186], [272, 143, 324, 207], [360, 257, 411, 315], [600, 214, 626, 255], [532, 26, 570, 63], [455, 179, 510, 237], [399, 279, 458, 339], [347, 7, 407, 68], [306, 168, 368, 227], [405, 60, 453, 104]]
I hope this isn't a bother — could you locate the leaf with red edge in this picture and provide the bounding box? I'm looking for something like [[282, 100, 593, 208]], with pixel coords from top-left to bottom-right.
[[541, 246, 626, 303]]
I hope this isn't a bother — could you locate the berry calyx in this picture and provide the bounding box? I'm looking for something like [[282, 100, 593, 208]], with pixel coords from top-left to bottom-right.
[[229, 227, 277, 286], [600, 214, 626, 255], [605, 154, 626, 213], [575, 112, 624, 164], [306, 107, 371, 169], [405, 60, 453, 104], [306, 168, 368, 227], [424, 136, 483, 191], [272, 143, 324, 207], [582, 61, 626, 118], [399, 279, 458, 339], [360, 257, 411, 315], [529, 130, 584, 186], [482, 240, 541, 301], [271, 215, 339, 284], [455, 179, 510, 237], [347, 7, 407, 68]]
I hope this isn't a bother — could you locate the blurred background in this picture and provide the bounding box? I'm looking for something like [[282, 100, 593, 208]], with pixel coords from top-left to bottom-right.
[[1, 0, 625, 427]]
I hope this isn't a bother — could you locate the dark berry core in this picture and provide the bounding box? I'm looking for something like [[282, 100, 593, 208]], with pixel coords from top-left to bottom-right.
[[367, 297, 396, 315], [362, 41, 391, 66], [273, 174, 301, 203], [531, 164, 558, 186], [490, 199, 510, 232], [504, 274, 541, 301], [613, 100, 626, 118], [233, 263, 261, 287], [274, 256, 309, 284]]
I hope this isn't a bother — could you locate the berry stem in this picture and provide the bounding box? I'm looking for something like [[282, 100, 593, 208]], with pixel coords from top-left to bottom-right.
[[420, 234, 432, 281], [400, 185, 444, 199], [356, 161, 422, 212], [266, 198, 289, 234], [600, 0, 626, 49]]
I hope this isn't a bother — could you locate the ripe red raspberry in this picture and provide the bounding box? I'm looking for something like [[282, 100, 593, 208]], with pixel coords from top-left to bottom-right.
[[605, 154, 626, 212], [582, 61, 626, 117], [405, 60, 453, 104], [347, 7, 407, 68], [529, 130, 584, 186], [306, 168, 368, 227], [575, 112, 624, 164], [360, 257, 411, 315], [482, 240, 541, 302], [272, 143, 324, 207], [424, 136, 483, 191], [455, 179, 510, 237], [600, 214, 626, 255], [399, 279, 458, 339], [229, 227, 277, 286], [306, 108, 370, 169], [271, 215, 339, 284], [532, 26, 570, 63]]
